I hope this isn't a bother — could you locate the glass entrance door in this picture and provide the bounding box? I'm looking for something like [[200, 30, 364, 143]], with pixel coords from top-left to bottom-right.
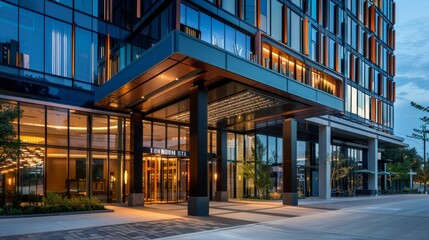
[[144, 156, 189, 203]]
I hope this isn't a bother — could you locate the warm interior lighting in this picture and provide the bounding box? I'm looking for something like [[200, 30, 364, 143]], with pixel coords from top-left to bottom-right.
[[214, 173, 218, 181], [170, 90, 285, 125], [124, 170, 128, 185], [8, 178, 12, 186]]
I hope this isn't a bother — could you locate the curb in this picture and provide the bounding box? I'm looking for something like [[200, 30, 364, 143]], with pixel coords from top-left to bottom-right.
[[0, 209, 114, 219]]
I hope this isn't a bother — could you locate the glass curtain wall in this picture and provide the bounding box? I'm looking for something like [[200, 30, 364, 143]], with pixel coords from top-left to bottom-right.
[[0, 98, 127, 203]]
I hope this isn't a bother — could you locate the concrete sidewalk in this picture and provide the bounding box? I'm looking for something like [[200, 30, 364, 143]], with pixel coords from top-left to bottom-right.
[[0, 194, 426, 239]]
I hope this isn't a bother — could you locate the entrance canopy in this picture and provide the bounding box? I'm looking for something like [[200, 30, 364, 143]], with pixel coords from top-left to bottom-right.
[[95, 31, 343, 130]]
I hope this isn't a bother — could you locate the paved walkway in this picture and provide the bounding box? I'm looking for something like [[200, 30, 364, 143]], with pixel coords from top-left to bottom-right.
[[0, 194, 427, 239]]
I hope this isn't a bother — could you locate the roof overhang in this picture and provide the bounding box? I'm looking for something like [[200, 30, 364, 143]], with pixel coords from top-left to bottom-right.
[[95, 31, 343, 129]]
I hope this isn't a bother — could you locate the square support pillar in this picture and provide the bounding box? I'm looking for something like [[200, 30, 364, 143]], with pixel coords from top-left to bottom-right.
[[318, 125, 331, 199], [215, 120, 228, 202], [129, 112, 144, 206], [282, 118, 298, 205], [188, 80, 209, 216], [368, 138, 378, 195]]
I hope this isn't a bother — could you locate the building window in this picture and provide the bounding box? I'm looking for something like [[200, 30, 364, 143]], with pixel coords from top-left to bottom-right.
[[0, 2, 18, 67], [19, 8, 44, 74], [75, 27, 93, 83], [244, 0, 256, 25], [260, 0, 271, 34], [222, 0, 237, 15], [45, 17, 72, 78], [289, 10, 302, 52], [271, 0, 283, 41]]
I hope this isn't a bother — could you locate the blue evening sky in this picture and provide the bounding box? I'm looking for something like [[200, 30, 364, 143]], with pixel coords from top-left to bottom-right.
[[395, 0, 429, 157]]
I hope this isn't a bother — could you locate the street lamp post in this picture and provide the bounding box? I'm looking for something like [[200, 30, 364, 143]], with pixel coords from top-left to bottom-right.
[[408, 169, 417, 193]]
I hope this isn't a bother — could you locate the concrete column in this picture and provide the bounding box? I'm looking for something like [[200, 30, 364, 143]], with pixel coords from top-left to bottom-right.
[[318, 125, 331, 199], [215, 120, 228, 202], [129, 112, 144, 206], [282, 118, 298, 205], [188, 80, 209, 216], [368, 138, 378, 195]]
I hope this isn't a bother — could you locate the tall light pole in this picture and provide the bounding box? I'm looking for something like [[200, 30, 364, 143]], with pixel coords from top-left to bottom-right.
[[409, 124, 428, 194]]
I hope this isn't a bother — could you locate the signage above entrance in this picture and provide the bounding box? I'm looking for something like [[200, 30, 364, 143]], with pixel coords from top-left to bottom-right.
[[143, 147, 189, 157]]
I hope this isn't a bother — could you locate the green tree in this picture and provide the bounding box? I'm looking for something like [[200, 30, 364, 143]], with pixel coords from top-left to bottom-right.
[[330, 153, 354, 191], [382, 147, 422, 190], [242, 137, 272, 199], [416, 166, 429, 191], [0, 103, 20, 164]]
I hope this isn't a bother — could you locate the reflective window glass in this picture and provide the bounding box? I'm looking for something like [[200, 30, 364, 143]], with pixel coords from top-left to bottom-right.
[[47, 107, 68, 146], [143, 120, 151, 148], [69, 150, 87, 197], [167, 125, 178, 150], [179, 126, 189, 151], [51, 0, 73, 7], [290, 10, 302, 52], [46, 148, 67, 194], [20, 103, 45, 145], [0, 2, 18, 67], [244, 0, 255, 25], [92, 115, 108, 149], [70, 111, 88, 148], [45, 17, 72, 78], [152, 122, 165, 149], [75, 27, 93, 82], [225, 25, 235, 54], [222, 1, 236, 15], [109, 116, 123, 151], [212, 18, 225, 49], [271, 0, 282, 41], [200, 13, 211, 44], [19, 8, 44, 72], [92, 151, 108, 202], [75, 0, 93, 14]]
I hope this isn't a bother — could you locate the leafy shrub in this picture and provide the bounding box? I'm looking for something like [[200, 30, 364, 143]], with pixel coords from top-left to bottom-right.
[[269, 192, 281, 200], [43, 192, 64, 208]]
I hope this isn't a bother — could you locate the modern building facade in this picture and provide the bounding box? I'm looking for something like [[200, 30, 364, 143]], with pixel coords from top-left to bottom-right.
[[0, 0, 405, 215]]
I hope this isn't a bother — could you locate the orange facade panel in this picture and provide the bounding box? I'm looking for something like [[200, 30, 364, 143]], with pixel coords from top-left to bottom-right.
[[369, 5, 375, 32], [335, 43, 339, 72], [370, 36, 376, 63], [318, 0, 323, 24], [303, 18, 309, 55], [283, 4, 288, 44], [256, 0, 261, 28], [393, 81, 396, 102], [324, 35, 329, 67], [377, 100, 382, 124], [378, 15, 383, 38], [371, 97, 377, 122], [393, 55, 396, 76], [238, 0, 244, 19], [393, 29, 396, 50], [364, 0, 368, 26]]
